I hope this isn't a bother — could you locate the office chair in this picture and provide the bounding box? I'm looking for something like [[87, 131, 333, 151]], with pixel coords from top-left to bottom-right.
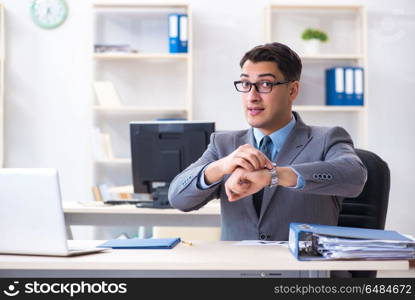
[[337, 148, 391, 278]]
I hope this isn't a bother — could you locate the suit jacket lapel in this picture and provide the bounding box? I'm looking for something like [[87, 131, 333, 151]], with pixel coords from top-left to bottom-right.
[[234, 128, 260, 223], [258, 112, 313, 224]]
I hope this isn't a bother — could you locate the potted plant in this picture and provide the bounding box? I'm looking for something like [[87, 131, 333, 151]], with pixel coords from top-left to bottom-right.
[[301, 28, 328, 55]]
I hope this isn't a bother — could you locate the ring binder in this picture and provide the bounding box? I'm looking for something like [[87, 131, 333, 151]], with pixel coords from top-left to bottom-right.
[[289, 222, 415, 261]]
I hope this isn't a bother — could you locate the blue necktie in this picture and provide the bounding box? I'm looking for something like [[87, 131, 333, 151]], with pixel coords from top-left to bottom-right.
[[253, 136, 273, 217]]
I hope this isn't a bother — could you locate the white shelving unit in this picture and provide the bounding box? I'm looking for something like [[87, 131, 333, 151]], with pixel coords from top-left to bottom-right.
[[265, 4, 368, 148], [91, 2, 192, 191], [93, 53, 188, 60], [93, 105, 188, 114], [0, 4, 4, 167], [95, 158, 132, 165], [293, 105, 365, 112]]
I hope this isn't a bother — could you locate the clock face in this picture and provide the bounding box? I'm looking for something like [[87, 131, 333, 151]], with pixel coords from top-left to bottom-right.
[[31, 0, 68, 29]]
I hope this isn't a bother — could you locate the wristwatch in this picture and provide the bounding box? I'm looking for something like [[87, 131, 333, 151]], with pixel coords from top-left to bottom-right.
[[268, 162, 278, 188]]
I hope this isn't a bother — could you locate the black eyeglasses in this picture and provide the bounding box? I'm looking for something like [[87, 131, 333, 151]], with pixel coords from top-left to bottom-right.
[[234, 80, 291, 94]]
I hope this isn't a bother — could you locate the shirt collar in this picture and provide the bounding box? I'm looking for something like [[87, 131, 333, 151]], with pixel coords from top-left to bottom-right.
[[253, 114, 296, 153]]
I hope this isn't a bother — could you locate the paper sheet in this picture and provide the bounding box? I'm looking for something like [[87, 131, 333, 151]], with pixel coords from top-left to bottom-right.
[[234, 240, 288, 246]]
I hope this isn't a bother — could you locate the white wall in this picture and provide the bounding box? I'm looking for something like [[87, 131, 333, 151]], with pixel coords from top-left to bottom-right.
[[3, 0, 415, 235]]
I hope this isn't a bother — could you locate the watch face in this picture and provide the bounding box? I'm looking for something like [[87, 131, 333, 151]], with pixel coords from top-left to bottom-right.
[[31, 0, 68, 29]]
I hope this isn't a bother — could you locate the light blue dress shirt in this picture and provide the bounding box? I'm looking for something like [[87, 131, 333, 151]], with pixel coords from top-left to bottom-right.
[[198, 114, 305, 189], [252, 115, 304, 189]]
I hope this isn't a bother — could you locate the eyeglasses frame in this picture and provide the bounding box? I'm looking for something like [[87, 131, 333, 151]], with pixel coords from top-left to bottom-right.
[[233, 79, 292, 94]]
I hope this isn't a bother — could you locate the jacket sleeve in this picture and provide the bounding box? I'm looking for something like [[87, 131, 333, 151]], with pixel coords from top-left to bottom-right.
[[290, 127, 367, 197], [168, 132, 223, 211]]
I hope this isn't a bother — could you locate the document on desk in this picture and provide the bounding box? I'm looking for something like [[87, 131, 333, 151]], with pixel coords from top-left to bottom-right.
[[314, 235, 415, 259], [289, 222, 415, 261], [234, 240, 288, 246]]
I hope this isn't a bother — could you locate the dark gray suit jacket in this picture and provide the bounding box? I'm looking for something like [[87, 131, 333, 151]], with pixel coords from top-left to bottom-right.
[[168, 112, 367, 241]]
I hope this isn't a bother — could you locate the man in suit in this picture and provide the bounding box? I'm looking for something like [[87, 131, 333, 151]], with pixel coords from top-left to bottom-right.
[[168, 42, 367, 241]]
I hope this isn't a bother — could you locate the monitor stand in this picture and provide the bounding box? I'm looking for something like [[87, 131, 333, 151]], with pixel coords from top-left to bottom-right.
[[135, 184, 172, 209]]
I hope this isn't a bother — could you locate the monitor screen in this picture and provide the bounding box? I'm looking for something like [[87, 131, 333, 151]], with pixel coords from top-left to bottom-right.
[[130, 121, 215, 195]]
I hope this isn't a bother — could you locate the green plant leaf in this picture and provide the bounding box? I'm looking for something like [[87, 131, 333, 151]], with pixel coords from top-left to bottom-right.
[[301, 28, 329, 42]]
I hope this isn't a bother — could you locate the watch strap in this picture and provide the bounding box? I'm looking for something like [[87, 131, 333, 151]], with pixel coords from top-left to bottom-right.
[[269, 163, 278, 188]]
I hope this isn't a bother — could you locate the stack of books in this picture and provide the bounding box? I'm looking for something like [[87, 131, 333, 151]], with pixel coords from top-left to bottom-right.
[[92, 184, 151, 204], [94, 44, 138, 54]]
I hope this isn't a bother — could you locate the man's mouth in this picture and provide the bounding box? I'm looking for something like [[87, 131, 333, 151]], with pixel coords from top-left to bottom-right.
[[248, 107, 264, 116]]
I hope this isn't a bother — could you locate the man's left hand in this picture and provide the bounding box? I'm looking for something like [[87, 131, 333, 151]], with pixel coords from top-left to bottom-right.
[[225, 167, 270, 202]]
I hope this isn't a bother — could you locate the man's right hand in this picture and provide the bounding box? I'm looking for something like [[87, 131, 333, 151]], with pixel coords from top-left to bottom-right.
[[204, 144, 273, 185]]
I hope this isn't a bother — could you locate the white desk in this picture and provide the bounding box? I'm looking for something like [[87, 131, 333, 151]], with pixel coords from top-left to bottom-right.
[[0, 240, 410, 278], [63, 201, 221, 228]]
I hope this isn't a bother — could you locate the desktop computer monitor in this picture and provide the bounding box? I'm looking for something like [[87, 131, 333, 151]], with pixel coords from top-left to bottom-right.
[[130, 121, 215, 208]]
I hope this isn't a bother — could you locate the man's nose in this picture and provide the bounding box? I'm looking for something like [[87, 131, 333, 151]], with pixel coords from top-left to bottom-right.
[[247, 84, 261, 102]]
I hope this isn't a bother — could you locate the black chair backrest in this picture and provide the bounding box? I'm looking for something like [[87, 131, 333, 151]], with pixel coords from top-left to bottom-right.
[[338, 149, 390, 230], [337, 149, 390, 278]]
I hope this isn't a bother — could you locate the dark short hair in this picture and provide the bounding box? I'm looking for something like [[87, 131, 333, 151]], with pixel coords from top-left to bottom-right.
[[239, 42, 302, 81]]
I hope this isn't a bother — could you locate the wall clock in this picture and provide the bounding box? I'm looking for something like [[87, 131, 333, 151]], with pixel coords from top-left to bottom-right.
[[31, 0, 68, 29]]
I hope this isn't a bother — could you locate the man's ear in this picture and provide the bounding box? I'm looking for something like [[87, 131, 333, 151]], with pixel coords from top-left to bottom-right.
[[289, 81, 299, 98]]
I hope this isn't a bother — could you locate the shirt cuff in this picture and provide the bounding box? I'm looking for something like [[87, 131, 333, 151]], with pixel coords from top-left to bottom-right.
[[197, 163, 222, 190], [287, 167, 305, 189]]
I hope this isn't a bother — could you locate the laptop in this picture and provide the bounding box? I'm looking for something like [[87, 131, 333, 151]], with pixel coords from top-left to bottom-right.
[[0, 168, 105, 256]]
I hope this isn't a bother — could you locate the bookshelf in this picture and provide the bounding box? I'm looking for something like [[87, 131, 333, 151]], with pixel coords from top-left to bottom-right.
[[91, 2, 192, 195], [93, 53, 188, 60], [95, 158, 132, 165], [265, 4, 368, 148], [293, 105, 364, 112], [93, 105, 187, 114], [0, 4, 4, 167]]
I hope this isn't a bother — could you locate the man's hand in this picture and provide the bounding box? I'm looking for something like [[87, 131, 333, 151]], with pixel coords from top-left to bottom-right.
[[225, 167, 271, 202], [224, 166, 299, 202], [204, 144, 273, 184]]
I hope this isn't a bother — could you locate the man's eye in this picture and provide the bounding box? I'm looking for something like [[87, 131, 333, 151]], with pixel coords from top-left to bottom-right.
[[260, 81, 273, 87], [241, 81, 251, 88]]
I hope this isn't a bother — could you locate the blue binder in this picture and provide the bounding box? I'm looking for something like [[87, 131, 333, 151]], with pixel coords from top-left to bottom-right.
[[289, 223, 412, 261], [326, 67, 364, 106], [344, 67, 355, 105], [325, 67, 345, 105], [168, 14, 188, 53], [98, 237, 181, 249], [178, 14, 188, 53], [168, 14, 180, 53], [353, 67, 364, 105]]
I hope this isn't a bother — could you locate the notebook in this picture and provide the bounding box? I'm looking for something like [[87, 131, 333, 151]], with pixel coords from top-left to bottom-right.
[[98, 237, 181, 249]]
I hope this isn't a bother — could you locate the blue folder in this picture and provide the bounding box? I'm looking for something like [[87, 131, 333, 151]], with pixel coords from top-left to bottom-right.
[[344, 67, 355, 105], [168, 13, 188, 53], [289, 223, 412, 261], [326, 66, 364, 106], [326, 67, 345, 105], [353, 67, 364, 106], [98, 237, 181, 249], [168, 14, 180, 53], [178, 14, 188, 53]]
